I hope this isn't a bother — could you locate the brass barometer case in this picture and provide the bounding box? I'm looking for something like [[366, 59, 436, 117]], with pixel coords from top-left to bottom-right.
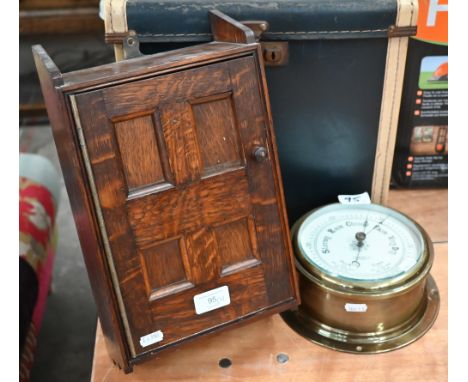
[[281, 203, 440, 354]]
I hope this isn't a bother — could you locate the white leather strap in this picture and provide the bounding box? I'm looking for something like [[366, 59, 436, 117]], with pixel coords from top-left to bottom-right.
[[104, 0, 128, 61], [371, 0, 418, 204], [104, 0, 128, 35]]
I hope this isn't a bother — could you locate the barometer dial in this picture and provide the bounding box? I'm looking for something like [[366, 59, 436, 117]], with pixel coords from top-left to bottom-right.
[[283, 202, 439, 354], [296, 203, 425, 283]]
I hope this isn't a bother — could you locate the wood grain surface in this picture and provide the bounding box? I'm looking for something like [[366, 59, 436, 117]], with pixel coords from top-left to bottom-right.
[[33, 44, 132, 371], [34, 11, 302, 371], [60, 43, 255, 92], [20, 7, 103, 35], [91, 189, 448, 381], [209, 9, 256, 44], [387, 188, 448, 243], [72, 52, 299, 359]]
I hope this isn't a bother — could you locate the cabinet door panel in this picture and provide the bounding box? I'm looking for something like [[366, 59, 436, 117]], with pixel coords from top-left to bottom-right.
[[74, 56, 293, 356], [114, 114, 168, 191], [191, 92, 244, 176]]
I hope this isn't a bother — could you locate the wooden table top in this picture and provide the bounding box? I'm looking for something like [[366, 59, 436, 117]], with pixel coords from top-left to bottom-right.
[[91, 189, 448, 381]]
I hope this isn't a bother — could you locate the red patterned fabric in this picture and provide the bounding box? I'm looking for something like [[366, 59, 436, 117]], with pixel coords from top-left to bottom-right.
[[19, 177, 57, 272], [19, 176, 58, 381], [19, 323, 37, 382]]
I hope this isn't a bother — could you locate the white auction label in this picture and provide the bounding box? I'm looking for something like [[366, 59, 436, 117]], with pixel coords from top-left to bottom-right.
[[139, 330, 163, 347], [338, 192, 371, 205], [194, 285, 231, 315], [345, 303, 368, 312]]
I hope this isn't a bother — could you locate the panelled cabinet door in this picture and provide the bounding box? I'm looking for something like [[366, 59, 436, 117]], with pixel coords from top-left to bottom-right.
[[33, 11, 299, 370], [73, 55, 294, 357]]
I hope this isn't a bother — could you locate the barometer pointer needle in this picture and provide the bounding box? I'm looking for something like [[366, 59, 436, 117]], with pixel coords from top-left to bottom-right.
[[352, 244, 362, 267], [352, 230, 366, 267], [352, 215, 369, 267], [365, 215, 390, 236]]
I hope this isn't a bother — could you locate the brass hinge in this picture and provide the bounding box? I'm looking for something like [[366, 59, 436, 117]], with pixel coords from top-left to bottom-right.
[[387, 25, 418, 38], [122, 31, 143, 59]]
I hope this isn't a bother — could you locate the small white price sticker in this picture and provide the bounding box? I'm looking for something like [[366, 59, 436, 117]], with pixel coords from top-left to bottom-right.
[[345, 303, 368, 313], [194, 285, 231, 315], [338, 192, 371, 205], [139, 330, 163, 347]]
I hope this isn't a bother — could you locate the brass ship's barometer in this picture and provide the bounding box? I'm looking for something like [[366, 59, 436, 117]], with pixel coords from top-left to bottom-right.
[[282, 201, 440, 353]]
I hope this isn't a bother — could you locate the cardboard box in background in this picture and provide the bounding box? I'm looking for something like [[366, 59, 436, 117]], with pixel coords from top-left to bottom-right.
[[392, 0, 448, 187]]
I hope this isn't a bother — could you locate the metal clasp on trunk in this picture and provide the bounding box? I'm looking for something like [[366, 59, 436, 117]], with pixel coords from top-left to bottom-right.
[[122, 31, 143, 59], [240, 20, 269, 40], [241, 20, 289, 66]]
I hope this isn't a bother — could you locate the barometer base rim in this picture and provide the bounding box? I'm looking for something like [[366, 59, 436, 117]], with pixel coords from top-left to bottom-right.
[[280, 275, 440, 354]]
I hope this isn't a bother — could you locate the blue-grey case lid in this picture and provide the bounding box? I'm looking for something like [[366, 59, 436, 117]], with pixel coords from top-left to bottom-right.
[[126, 0, 397, 42]]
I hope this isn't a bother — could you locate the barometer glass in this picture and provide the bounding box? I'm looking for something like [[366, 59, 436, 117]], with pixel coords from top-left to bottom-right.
[[296, 204, 425, 282]]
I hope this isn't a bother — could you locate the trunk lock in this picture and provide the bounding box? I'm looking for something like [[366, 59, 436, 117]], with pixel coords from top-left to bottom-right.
[[241, 20, 289, 66]]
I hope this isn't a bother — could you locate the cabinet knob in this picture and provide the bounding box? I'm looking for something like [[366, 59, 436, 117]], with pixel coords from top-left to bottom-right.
[[253, 146, 268, 162]]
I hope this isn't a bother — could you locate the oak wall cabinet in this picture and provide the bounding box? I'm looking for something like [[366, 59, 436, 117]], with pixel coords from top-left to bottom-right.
[[33, 11, 299, 372]]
